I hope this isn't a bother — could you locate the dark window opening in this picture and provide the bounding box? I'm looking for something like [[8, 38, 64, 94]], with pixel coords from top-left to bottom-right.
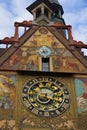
[[44, 7, 49, 18], [42, 58, 49, 71], [36, 7, 41, 18]]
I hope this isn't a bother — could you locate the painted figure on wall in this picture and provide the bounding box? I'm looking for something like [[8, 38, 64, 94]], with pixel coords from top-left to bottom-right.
[[75, 78, 87, 113], [0, 74, 16, 109], [2, 47, 38, 71]]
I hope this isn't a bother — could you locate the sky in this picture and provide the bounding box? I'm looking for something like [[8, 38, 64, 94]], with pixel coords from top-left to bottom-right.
[[0, 0, 87, 55]]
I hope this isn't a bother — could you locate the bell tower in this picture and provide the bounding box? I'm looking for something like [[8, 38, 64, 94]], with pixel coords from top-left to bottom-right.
[[26, 0, 53, 25], [26, 0, 65, 25]]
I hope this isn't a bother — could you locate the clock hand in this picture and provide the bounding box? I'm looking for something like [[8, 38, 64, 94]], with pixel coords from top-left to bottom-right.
[[41, 49, 47, 54], [46, 95, 62, 102], [45, 94, 53, 100]]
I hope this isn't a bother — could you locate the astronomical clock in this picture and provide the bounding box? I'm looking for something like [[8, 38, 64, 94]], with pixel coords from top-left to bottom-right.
[[22, 77, 70, 117]]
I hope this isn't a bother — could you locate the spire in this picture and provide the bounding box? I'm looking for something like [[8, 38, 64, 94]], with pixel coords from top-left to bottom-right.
[[49, 0, 60, 4], [48, 0, 66, 36], [48, 0, 65, 24]]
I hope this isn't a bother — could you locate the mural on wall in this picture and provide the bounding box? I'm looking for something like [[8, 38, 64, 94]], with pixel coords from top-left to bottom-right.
[[0, 120, 15, 130], [52, 55, 85, 72], [74, 78, 87, 113], [0, 74, 16, 109], [2, 48, 38, 71], [22, 115, 77, 130]]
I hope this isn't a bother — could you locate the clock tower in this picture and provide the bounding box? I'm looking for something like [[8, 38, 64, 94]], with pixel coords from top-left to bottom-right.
[[0, 0, 87, 130]]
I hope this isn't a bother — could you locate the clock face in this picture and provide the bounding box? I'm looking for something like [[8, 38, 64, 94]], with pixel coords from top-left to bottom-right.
[[37, 46, 52, 57], [22, 77, 70, 117]]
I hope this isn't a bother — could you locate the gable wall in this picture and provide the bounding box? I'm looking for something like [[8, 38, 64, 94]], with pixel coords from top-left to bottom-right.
[[0, 27, 87, 73]]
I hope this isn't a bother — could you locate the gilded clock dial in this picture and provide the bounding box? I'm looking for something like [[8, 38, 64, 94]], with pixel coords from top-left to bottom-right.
[[22, 77, 70, 117], [37, 46, 52, 57]]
